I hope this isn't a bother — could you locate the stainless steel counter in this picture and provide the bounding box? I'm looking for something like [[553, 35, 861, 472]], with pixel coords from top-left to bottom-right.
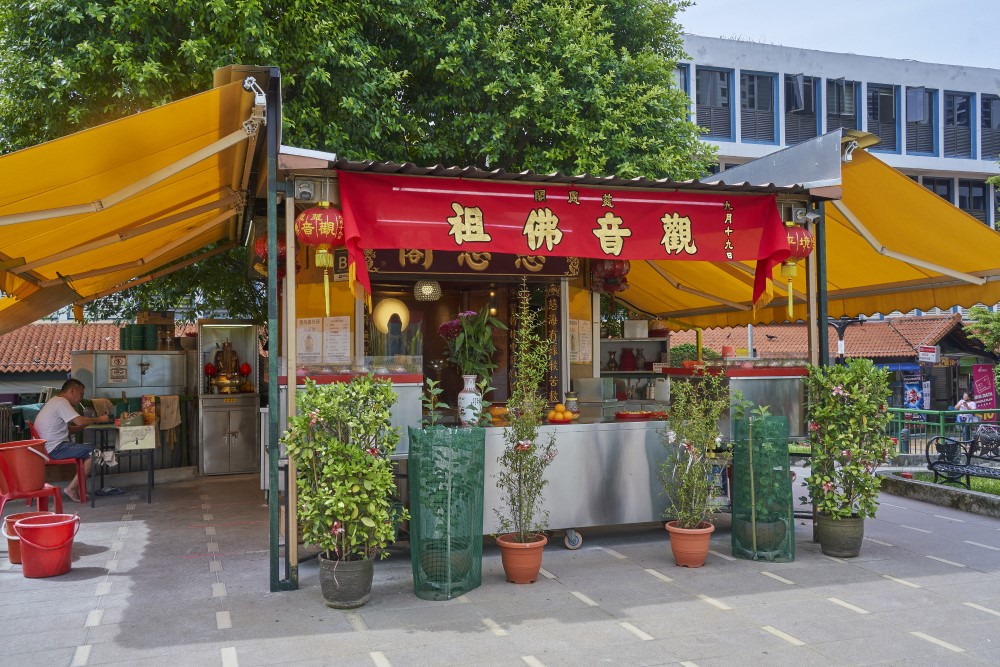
[[481, 419, 670, 538]]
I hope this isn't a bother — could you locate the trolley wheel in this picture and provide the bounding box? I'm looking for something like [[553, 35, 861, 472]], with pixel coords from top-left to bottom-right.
[[563, 529, 583, 550]]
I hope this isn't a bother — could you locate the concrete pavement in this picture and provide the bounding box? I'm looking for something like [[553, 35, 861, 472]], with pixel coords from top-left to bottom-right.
[[3, 474, 1000, 666]]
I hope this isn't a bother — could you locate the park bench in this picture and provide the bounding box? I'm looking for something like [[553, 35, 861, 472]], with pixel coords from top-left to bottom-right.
[[926, 424, 1000, 489]]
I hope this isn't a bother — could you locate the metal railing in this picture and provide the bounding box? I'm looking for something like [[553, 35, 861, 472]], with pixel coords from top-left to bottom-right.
[[887, 407, 996, 456]]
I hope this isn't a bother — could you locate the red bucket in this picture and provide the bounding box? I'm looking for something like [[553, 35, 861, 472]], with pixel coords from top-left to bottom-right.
[[0, 439, 48, 491], [14, 514, 80, 578], [2, 511, 53, 564]]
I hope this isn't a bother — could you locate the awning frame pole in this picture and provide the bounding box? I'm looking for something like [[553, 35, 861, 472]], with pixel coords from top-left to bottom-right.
[[0, 126, 255, 228], [13, 192, 239, 274], [830, 200, 986, 285]]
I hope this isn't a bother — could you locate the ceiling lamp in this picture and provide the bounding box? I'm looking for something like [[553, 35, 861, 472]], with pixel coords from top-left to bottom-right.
[[413, 280, 442, 302]]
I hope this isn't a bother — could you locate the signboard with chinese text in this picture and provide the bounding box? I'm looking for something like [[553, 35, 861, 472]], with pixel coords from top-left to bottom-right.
[[366, 249, 578, 278], [338, 172, 788, 299]]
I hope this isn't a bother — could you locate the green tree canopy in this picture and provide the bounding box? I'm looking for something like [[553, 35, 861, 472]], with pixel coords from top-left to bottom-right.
[[1, 0, 714, 320]]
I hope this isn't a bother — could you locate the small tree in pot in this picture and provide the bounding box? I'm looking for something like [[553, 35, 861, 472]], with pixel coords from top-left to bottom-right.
[[660, 370, 731, 567], [439, 309, 506, 426], [803, 358, 894, 558], [494, 279, 556, 583], [282, 375, 408, 608]]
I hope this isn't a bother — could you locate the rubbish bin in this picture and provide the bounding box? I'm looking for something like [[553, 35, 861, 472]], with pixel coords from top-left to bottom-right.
[[408, 427, 485, 601]]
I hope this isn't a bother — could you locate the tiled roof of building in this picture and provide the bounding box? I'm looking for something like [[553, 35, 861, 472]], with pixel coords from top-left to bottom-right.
[[669, 315, 962, 360], [0, 322, 197, 373]]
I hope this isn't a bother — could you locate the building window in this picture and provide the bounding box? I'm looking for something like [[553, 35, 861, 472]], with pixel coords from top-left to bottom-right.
[[674, 65, 689, 94], [958, 180, 988, 224], [739, 72, 775, 143], [867, 84, 897, 152], [827, 79, 858, 131], [923, 177, 953, 203], [943, 92, 972, 158], [696, 68, 732, 139], [983, 94, 1000, 161], [906, 86, 936, 154], [784, 74, 818, 144]]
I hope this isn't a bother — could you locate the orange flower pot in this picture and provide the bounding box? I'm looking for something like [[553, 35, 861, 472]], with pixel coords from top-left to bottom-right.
[[496, 533, 548, 583], [664, 521, 714, 567]]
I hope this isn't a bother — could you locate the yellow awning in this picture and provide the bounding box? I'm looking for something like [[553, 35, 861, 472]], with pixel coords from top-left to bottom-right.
[[0, 77, 264, 335], [619, 150, 1000, 329]]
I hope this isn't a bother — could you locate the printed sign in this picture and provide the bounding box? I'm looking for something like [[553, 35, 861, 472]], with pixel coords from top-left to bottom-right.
[[972, 364, 996, 422], [916, 345, 939, 363]]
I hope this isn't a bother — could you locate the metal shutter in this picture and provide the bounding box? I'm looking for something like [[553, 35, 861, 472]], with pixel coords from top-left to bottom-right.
[[698, 105, 732, 139], [906, 121, 934, 153], [740, 109, 774, 142], [943, 126, 971, 157]]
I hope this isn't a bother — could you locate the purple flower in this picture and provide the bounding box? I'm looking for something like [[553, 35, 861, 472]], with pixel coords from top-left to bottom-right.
[[808, 421, 820, 432], [331, 520, 344, 535], [514, 440, 533, 453], [822, 481, 833, 492], [841, 449, 852, 459], [832, 385, 847, 397]]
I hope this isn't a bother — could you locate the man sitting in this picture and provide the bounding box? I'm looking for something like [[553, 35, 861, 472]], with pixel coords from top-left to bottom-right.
[[34, 379, 111, 502]]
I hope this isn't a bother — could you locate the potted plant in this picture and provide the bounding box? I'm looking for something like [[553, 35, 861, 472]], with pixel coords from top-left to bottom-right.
[[730, 398, 794, 561], [438, 309, 507, 425], [281, 375, 408, 608], [494, 279, 557, 583], [803, 358, 894, 558], [660, 370, 731, 567]]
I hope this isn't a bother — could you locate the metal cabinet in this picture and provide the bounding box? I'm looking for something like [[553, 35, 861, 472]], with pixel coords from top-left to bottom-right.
[[200, 395, 259, 475]]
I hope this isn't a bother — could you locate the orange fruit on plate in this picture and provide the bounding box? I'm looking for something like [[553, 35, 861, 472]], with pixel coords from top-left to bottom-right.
[[554, 403, 566, 413], [547, 410, 557, 421]]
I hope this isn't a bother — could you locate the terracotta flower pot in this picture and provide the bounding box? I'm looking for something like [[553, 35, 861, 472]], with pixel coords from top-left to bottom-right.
[[496, 533, 547, 583], [664, 520, 714, 567]]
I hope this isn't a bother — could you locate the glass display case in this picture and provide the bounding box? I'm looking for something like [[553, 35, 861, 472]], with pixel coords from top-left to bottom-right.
[[197, 319, 259, 475]]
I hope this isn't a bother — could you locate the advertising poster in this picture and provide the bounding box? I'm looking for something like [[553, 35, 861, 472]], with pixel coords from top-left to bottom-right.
[[902, 370, 925, 422], [972, 364, 996, 422]]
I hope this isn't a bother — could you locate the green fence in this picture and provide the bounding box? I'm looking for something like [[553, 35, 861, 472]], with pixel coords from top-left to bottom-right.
[[887, 407, 996, 455]]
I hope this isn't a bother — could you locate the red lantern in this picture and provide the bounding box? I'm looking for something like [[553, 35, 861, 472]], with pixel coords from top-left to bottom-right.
[[780, 224, 815, 317], [295, 203, 346, 316], [252, 234, 290, 278], [204, 363, 217, 377], [239, 362, 252, 377], [590, 260, 631, 309]]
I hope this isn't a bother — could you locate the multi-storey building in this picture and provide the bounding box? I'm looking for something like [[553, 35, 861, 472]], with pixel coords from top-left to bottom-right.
[[679, 34, 1000, 230]]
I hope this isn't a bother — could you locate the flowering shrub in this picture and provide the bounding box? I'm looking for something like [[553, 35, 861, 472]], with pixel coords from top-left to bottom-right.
[[660, 371, 731, 528], [438, 309, 506, 379], [281, 375, 408, 561], [494, 280, 556, 543], [803, 358, 895, 520]]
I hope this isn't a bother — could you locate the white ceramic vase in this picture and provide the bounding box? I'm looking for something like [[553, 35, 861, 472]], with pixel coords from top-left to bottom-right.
[[457, 374, 481, 426]]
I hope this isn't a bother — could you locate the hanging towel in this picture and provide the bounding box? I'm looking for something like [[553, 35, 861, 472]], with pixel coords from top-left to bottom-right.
[[159, 395, 181, 430], [92, 398, 115, 418]]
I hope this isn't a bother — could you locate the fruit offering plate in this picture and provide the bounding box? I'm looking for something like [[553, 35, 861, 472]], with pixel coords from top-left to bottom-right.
[[614, 411, 657, 421], [547, 415, 580, 424]]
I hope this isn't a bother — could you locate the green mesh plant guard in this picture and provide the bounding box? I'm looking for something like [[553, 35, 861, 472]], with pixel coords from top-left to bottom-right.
[[731, 412, 795, 562], [408, 427, 485, 600]]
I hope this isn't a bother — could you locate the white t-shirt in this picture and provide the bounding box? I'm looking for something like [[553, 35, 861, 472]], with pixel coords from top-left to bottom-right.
[[34, 395, 80, 453]]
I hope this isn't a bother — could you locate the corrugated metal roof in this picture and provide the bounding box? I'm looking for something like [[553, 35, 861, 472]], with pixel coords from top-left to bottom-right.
[[278, 146, 811, 197]]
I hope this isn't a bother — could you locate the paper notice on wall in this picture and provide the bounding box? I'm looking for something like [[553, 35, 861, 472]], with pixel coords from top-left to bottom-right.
[[296, 318, 323, 364], [577, 319, 592, 363], [568, 320, 580, 363], [107, 354, 128, 384], [323, 316, 352, 363]]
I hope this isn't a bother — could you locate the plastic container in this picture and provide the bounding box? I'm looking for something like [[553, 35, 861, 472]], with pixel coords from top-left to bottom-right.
[[0, 439, 49, 491], [15, 514, 80, 578], [3, 511, 53, 564]]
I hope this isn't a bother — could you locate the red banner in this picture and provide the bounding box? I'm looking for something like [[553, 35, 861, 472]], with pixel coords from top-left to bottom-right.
[[337, 171, 789, 301]]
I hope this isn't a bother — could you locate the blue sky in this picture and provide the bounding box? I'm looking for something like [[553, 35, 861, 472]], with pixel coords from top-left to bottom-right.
[[678, 0, 997, 70]]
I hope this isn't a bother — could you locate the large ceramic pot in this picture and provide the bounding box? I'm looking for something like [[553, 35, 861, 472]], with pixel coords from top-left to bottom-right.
[[457, 374, 481, 426], [816, 513, 864, 558], [319, 555, 374, 609], [664, 521, 714, 568], [733, 517, 787, 553], [496, 533, 548, 583]]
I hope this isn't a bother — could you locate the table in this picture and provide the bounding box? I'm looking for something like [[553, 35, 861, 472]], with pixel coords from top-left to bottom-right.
[[86, 424, 154, 507]]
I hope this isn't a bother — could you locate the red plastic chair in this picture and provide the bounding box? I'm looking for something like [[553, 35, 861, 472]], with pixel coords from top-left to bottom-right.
[[26, 420, 88, 504], [0, 445, 63, 516]]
